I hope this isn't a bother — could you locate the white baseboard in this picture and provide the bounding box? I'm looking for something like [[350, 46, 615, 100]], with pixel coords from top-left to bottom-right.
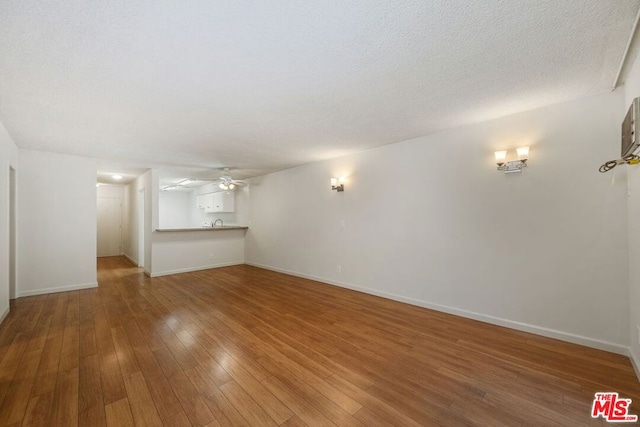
[[246, 261, 629, 356], [0, 306, 9, 325], [18, 281, 98, 298], [123, 253, 139, 267], [150, 261, 244, 277], [628, 348, 640, 382]]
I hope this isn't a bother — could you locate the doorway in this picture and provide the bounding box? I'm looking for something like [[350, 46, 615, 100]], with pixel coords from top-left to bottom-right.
[[9, 167, 16, 300], [97, 197, 122, 257], [137, 188, 145, 268]]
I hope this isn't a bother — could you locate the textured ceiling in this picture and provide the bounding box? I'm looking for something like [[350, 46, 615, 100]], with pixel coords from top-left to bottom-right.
[[0, 1, 638, 179]]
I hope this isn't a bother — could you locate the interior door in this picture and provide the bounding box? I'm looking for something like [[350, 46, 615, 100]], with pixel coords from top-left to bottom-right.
[[97, 197, 122, 257]]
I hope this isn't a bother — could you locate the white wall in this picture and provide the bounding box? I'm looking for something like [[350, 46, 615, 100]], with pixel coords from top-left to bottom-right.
[[151, 229, 246, 276], [97, 184, 124, 199], [235, 186, 251, 226], [159, 191, 191, 228], [0, 121, 18, 321], [624, 47, 640, 369], [17, 149, 97, 296], [122, 184, 133, 262], [246, 91, 629, 353], [123, 171, 153, 273]]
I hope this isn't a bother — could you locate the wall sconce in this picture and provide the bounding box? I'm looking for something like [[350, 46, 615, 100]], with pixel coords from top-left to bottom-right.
[[495, 147, 529, 174], [331, 177, 345, 192]]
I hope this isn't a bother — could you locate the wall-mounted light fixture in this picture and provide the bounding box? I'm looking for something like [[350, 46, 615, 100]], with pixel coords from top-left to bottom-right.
[[331, 177, 345, 192], [495, 147, 529, 174]]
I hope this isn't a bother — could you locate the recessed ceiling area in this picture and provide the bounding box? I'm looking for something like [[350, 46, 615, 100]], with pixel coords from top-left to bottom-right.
[[1, 1, 639, 178], [96, 160, 149, 185]]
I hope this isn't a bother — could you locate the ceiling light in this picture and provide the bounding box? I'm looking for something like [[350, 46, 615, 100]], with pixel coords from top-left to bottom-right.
[[112, 174, 123, 180]]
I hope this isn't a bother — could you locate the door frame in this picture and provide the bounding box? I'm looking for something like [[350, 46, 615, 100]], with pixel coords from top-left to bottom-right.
[[137, 188, 145, 268], [9, 166, 16, 300]]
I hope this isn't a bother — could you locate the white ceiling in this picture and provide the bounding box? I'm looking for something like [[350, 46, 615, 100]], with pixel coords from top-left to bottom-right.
[[0, 1, 638, 180]]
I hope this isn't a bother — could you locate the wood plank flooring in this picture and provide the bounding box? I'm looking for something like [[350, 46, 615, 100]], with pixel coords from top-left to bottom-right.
[[0, 256, 638, 426]]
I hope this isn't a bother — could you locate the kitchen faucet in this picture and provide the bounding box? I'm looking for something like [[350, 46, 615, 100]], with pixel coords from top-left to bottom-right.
[[213, 219, 223, 227]]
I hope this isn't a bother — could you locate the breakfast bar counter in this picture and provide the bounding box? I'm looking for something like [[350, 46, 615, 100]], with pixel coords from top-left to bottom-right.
[[155, 226, 249, 232], [151, 226, 248, 277]]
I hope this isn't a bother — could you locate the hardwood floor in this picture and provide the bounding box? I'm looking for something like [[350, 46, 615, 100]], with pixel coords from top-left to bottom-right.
[[0, 256, 638, 426]]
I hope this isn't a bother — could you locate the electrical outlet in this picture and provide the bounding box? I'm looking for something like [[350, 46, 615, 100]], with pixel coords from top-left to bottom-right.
[[340, 220, 346, 229], [336, 265, 342, 274], [209, 253, 214, 261], [637, 325, 640, 345]]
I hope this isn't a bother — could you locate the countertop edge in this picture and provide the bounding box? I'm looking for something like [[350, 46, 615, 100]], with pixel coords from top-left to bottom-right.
[[154, 227, 249, 232]]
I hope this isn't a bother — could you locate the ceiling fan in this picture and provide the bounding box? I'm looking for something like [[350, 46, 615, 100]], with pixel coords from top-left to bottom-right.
[[216, 168, 247, 190]]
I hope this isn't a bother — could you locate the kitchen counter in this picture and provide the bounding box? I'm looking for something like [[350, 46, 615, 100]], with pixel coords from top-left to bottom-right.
[[155, 226, 248, 232], [152, 226, 247, 277]]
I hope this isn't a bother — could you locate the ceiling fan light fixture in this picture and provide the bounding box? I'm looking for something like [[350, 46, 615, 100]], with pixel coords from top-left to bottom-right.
[[214, 167, 245, 191]]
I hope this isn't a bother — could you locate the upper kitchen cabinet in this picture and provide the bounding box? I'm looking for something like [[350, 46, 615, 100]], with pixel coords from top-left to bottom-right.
[[196, 194, 207, 209], [201, 191, 235, 213]]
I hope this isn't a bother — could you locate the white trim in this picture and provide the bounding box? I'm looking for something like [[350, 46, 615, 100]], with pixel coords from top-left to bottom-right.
[[628, 348, 640, 382], [246, 261, 629, 356], [0, 306, 9, 325], [123, 253, 138, 267], [18, 281, 98, 297], [150, 261, 244, 277]]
